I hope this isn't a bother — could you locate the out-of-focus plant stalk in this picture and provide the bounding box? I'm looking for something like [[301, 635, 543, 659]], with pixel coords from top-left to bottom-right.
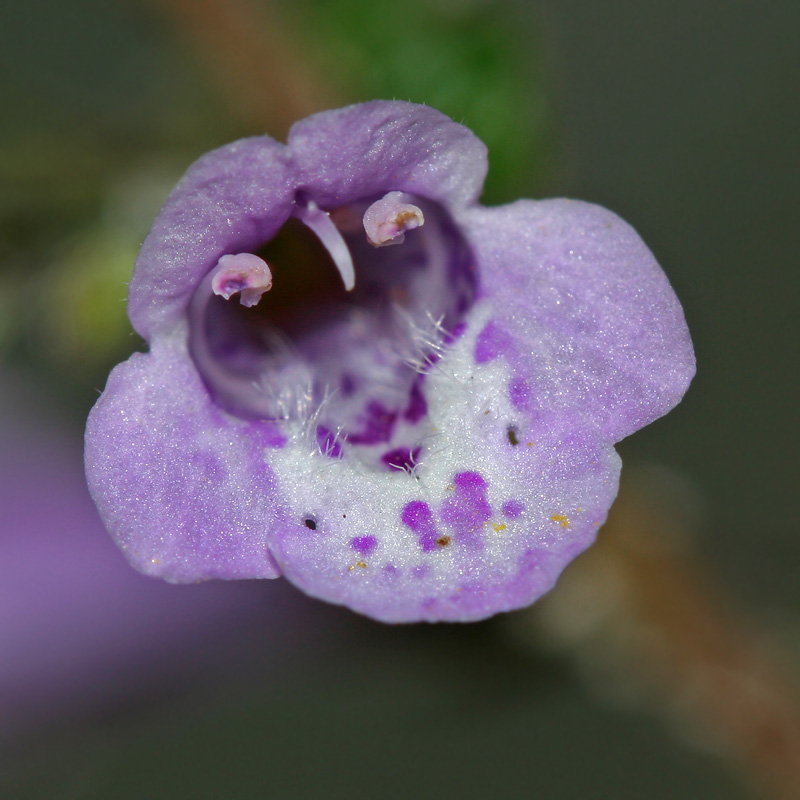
[[153, 0, 342, 137], [513, 468, 800, 800]]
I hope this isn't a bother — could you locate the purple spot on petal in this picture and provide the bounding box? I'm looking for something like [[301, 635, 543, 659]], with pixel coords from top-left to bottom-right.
[[340, 373, 357, 396], [404, 379, 428, 423], [401, 500, 440, 553], [474, 320, 512, 364], [383, 564, 400, 579], [381, 446, 421, 473], [509, 377, 533, 410], [348, 401, 398, 445], [453, 471, 488, 491], [401, 500, 432, 530], [350, 535, 378, 556], [316, 425, 343, 459], [441, 471, 491, 546], [444, 320, 467, 344], [502, 500, 525, 518]]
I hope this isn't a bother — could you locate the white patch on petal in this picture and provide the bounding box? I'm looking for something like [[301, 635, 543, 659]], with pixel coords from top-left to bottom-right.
[[266, 303, 620, 621]]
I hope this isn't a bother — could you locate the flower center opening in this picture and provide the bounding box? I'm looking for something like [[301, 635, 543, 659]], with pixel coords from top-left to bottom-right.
[[189, 192, 476, 468]]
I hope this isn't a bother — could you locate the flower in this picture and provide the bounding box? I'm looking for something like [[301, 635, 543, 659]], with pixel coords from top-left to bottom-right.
[[85, 101, 694, 623]]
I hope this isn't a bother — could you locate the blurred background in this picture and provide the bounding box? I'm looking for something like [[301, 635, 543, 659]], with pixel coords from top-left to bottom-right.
[[1, 0, 798, 797]]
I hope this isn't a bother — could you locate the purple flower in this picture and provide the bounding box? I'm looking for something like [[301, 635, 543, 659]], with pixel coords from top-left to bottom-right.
[[85, 101, 694, 623]]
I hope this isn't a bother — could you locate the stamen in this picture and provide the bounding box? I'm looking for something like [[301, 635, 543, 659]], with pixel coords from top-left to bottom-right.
[[363, 191, 425, 247], [211, 253, 273, 307], [295, 199, 356, 291]]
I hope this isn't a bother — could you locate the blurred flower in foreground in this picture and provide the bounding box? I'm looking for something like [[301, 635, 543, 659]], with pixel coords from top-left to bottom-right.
[[0, 376, 324, 734], [86, 101, 694, 623]]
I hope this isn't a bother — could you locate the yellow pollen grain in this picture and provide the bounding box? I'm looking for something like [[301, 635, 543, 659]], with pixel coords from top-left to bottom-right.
[[492, 523, 507, 532], [550, 514, 569, 528], [395, 210, 418, 225], [348, 561, 368, 571]]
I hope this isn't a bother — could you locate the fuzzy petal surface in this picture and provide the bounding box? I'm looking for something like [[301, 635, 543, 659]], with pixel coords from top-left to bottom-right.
[[461, 199, 695, 442], [288, 101, 488, 210], [85, 327, 284, 581]]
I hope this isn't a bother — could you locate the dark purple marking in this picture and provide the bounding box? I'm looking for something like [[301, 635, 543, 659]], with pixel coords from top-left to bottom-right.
[[453, 471, 488, 491], [350, 535, 378, 556], [347, 401, 398, 445], [474, 320, 512, 364], [251, 420, 287, 449], [340, 373, 357, 397], [383, 564, 400, 579], [381, 446, 421, 473], [404, 379, 428, 423], [444, 320, 467, 344], [401, 500, 433, 529], [502, 499, 525, 518], [509, 377, 532, 410], [316, 425, 343, 458], [401, 500, 440, 553], [441, 471, 491, 545]]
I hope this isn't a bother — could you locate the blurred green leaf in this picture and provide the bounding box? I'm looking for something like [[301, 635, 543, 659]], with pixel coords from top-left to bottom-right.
[[295, 0, 554, 202], [37, 226, 137, 365]]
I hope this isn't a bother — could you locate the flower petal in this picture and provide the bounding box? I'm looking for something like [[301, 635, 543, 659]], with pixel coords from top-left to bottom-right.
[[129, 137, 295, 340], [85, 327, 284, 581], [288, 101, 488, 210], [461, 199, 695, 442], [264, 312, 621, 623]]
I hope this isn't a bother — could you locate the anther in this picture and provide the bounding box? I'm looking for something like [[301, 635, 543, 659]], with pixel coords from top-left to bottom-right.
[[363, 191, 425, 247], [211, 253, 273, 307]]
